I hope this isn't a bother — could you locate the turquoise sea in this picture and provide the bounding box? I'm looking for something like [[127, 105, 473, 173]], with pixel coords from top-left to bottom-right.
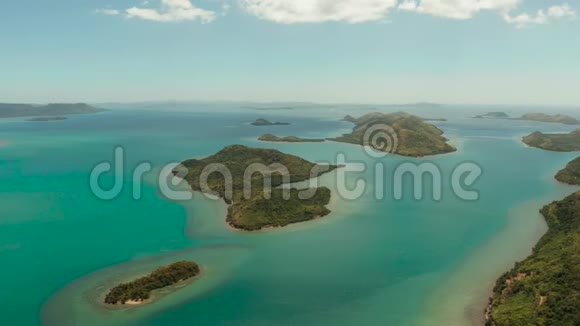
[[0, 104, 578, 326]]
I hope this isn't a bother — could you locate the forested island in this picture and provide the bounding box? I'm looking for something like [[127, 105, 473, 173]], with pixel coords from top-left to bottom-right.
[[522, 129, 580, 152], [555, 157, 580, 185], [485, 191, 580, 325], [330, 111, 456, 157], [175, 145, 339, 231], [258, 134, 325, 143], [104, 261, 200, 305], [251, 118, 290, 126], [0, 103, 107, 118]]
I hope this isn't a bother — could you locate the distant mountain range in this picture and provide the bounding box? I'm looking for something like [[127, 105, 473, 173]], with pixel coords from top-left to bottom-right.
[[0, 103, 107, 118]]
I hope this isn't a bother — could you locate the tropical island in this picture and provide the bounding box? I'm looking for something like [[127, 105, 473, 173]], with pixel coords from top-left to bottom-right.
[[474, 112, 510, 119], [485, 191, 580, 325], [26, 116, 67, 122], [258, 134, 325, 143], [0, 103, 107, 118], [104, 261, 200, 305], [555, 157, 580, 185], [174, 145, 339, 231], [251, 118, 290, 126], [329, 111, 456, 157], [522, 129, 580, 152], [519, 113, 579, 125]]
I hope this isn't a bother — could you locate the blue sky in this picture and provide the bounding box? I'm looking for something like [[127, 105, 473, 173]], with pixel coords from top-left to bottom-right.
[[0, 0, 578, 105]]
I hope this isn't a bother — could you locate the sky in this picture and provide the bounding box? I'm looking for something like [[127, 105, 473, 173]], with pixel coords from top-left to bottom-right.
[[0, 0, 579, 106]]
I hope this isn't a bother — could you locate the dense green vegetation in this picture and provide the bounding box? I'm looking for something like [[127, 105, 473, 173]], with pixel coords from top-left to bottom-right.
[[519, 113, 579, 125], [522, 129, 580, 152], [175, 145, 339, 231], [486, 191, 580, 326], [0, 103, 106, 118], [555, 157, 580, 185], [329, 111, 456, 157], [251, 118, 290, 126], [258, 134, 325, 143], [104, 261, 200, 305]]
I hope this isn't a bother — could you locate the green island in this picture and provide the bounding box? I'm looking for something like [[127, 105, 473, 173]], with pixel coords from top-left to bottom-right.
[[330, 111, 456, 157], [474, 112, 510, 119], [175, 145, 339, 231], [26, 116, 67, 122], [518, 113, 580, 125], [522, 129, 580, 152], [555, 157, 580, 186], [485, 191, 580, 325], [0, 103, 107, 118], [251, 118, 290, 126], [104, 261, 200, 305], [258, 134, 325, 143]]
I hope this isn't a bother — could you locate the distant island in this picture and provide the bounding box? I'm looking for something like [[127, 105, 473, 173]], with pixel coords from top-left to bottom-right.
[[330, 111, 456, 157], [0, 103, 107, 118], [473, 112, 580, 125], [519, 113, 580, 125], [175, 145, 339, 231], [485, 191, 580, 325], [474, 112, 510, 119], [555, 157, 580, 185], [26, 117, 67, 122], [251, 118, 290, 126], [522, 129, 580, 152], [104, 261, 200, 305], [258, 134, 325, 143]]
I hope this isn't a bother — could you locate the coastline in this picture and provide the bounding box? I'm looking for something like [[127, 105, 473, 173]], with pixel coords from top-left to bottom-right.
[[417, 189, 577, 326]]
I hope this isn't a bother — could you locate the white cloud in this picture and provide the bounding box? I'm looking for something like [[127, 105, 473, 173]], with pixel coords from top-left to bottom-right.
[[504, 3, 576, 28], [398, 0, 520, 20], [241, 0, 398, 24], [97, 0, 217, 23], [547, 3, 575, 18], [95, 9, 121, 16], [127, 0, 216, 22]]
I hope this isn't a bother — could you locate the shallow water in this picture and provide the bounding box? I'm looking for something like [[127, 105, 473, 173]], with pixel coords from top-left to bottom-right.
[[0, 105, 577, 326]]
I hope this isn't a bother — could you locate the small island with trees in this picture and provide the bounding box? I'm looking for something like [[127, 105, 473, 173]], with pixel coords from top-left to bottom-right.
[[522, 129, 580, 152], [174, 145, 339, 231], [555, 157, 580, 185], [474, 112, 510, 119], [329, 111, 456, 157], [485, 191, 580, 325], [104, 261, 200, 305], [251, 118, 290, 126], [258, 134, 325, 143]]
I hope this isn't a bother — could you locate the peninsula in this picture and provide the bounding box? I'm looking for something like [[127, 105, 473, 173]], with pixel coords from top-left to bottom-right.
[[258, 134, 325, 143], [555, 157, 580, 185], [330, 111, 456, 157], [251, 118, 290, 126], [519, 113, 579, 125], [485, 191, 580, 325], [0, 103, 107, 118], [522, 129, 580, 152], [104, 261, 200, 305], [175, 145, 339, 231]]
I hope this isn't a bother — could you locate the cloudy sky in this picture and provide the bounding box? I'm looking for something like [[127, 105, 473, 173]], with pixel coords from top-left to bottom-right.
[[1, 0, 578, 105]]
